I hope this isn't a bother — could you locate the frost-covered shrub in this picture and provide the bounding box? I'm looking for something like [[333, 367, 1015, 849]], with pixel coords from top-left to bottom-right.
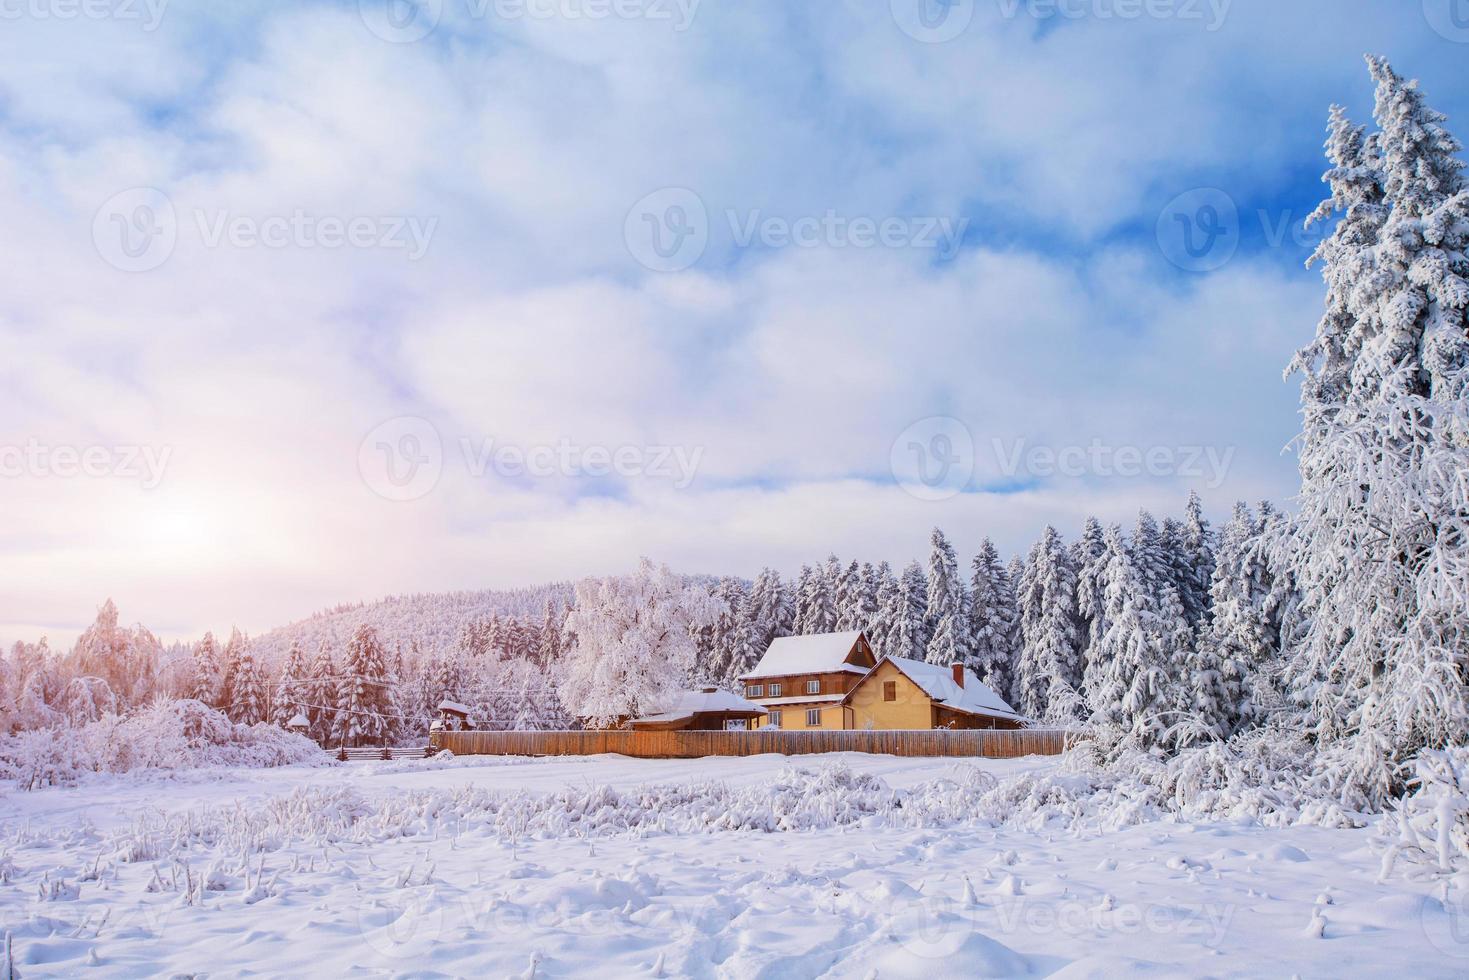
[[1378, 747, 1469, 878], [0, 699, 329, 787]]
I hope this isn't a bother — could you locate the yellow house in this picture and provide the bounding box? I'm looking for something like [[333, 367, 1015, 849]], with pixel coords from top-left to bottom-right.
[[740, 632, 1026, 731], [845, 655, 1025, 730], [739, 630, 876, 730]]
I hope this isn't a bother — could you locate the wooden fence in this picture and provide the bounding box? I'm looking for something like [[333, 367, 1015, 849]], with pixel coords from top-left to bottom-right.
[[430, 728, 1076, 760]]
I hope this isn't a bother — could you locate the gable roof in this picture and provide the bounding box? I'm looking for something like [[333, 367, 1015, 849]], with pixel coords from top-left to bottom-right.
[[740, 630, 870, 680], [633, 688, 765, 724], [851, 655, 1026, 722]]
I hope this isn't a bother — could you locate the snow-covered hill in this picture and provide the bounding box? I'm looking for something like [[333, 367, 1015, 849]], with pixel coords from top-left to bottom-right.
[[247, 584, 575, 664]]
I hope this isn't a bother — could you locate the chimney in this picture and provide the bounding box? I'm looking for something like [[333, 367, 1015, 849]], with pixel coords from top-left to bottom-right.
[[951, 663, 965, 688]]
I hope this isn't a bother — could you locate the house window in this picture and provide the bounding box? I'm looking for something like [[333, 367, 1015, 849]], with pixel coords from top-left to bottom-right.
[[806, 708, 821, 727], [883, 681, 897, 702], [769, 683, 782, 697], [769, 710, 783, 728], [806, 680, 820, 695], [747, 684, 764, 698]]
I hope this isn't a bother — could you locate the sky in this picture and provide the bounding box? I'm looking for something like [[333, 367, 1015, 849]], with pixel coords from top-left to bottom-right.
[[1, 0, 1466, 647]]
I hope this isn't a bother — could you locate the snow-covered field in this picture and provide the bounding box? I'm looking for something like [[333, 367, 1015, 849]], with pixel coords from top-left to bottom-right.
[[1, 753, 1465, 978]]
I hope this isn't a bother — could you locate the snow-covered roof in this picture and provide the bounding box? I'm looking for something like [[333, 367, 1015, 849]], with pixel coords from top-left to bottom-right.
[[633, 688, 766, 724], [741, 631, 869, 680], [438, 700, 474, 717], [862, 656, 1026, 721], [286, 713, 309, 728]]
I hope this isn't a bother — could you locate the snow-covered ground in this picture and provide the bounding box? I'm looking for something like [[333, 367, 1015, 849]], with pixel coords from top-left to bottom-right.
[[1, 753, 1465, 978]]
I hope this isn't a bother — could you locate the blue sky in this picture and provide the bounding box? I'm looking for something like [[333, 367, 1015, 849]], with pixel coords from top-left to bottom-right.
[[0, 0, 1466, 644]]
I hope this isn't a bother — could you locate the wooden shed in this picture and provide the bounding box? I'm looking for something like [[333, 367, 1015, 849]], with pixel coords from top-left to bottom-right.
[[628, 687, 766, 732]]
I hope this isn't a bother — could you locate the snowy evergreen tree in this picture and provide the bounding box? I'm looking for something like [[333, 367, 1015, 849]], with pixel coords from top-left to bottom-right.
[[968, 539, 1020, 702], [888, 561, 929, 661], [1281, 58, 1469, 780], [798, 556, 840, 634], [1179, 491, 1217, 629], [1087, 525, 1175, 744], [190, 632, 220, 707], [216, 628, 248, 719], [537, 600, 563, 667], [305, 640, 338, 744], [923, 528, 970, 667], [1016, 526, 1082, 722], [867, 562, 899, 656], [229, 644, 266, 726], [745, 567, 794, 666], [333, 625, 393, 747], [791, 565, 815, 634], [270, 641, 308, 728], [1074, 516, 1110, 690], [559, 559, 723, 728], [835, 561, 865, 632], [1196, 503, 1277, 737]]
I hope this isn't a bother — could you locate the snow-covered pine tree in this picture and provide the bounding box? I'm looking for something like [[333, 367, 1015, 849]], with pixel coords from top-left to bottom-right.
[[791, 565, 814, 634], [1179, 491, 1217, 629], [537, 600, 563, 667], [230, 644, 266, 726], [216, 628, 247, 718], [1016, 526, 1082, 722], [703, 577, 749, 683], [1074, 516, 1109, 697], [1281, 58, 1469, 783], [559, 558, 723, 728], [802, 556, 841, 634], [1195, 503, 1275, 737], [835, 561, 864, 632], [868, 562, 900, 657], [924, 527, 970, 667], [190, 631, 220, 707], [333, 625, 393, 747], [890, 561, 930, 661], [270, 641, 308, 728], [968, 538, 1020, 703], [855, 562, 881, 634], [745, 567, 793, 665], [1088, 524, 1169, 743], [306, 640, 338, 744]]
